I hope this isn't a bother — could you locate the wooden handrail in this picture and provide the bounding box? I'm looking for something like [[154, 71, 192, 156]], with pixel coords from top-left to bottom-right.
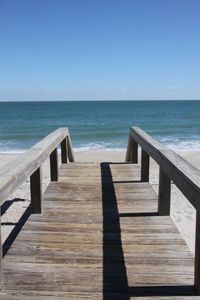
[[0, 127, 74, 290], [126, 127, 200, 210], [0, 128, 74, 206], [126, 126, 200, 292]]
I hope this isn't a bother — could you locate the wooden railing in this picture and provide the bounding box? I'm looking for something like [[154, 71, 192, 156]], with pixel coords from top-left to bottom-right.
[[0, 127, 74, 289], [126, 126, 200, 292]]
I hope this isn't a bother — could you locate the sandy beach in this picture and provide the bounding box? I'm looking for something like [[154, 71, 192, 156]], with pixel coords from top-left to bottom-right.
[[1, 149, 199, 254]]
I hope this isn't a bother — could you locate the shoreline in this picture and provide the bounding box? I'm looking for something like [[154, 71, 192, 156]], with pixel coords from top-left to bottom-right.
[[2, 146, 200, 153], [1, 149, 200, 254]]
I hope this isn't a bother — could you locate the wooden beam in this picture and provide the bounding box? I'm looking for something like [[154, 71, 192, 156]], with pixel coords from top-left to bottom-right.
[[158, 167, 171, 216], [125, 133, 132, 162], [195, 211, 200, 293], [131, 140, 138, 163], [130, 127, 200, 210], [30, 167, 42, 214], [0, 127, 69, 206], [61, 138, 68, 164], [0, 214, 3, 290], [141, 149, 149, 182], [67, 135, 75, 162], [50, 148, 58, 181]]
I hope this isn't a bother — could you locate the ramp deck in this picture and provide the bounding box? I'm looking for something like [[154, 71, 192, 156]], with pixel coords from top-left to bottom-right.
[[1, 162, 196, 299]]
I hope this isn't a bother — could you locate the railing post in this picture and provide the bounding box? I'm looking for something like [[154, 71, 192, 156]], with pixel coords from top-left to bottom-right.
[[67, 136, 75, 162], [158, 167, 171, 215], [50, 148, 58, 181], [0, 214, 3, 291], [30, 167, 42, 213], [61, 138, 68, 164], [131, 140, 138, 163], [125, 133, 138, 163], [0, 218, 3, 290], [195, 211, 200, 293], [141, 149, 149, 182], [125, 134, 132, 162]]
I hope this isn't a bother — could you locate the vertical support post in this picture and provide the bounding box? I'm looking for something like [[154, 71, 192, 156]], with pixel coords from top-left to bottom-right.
[[131, 140, 138, 163], [61, 138, 68, 164], [0, 214, 3, 290], [50, 148, 58, 181], [125, 134, 132, 162], [195, 211, 200, 293], [141, 149, 149, 182], [30, 167, 42, 213], [158, 167, 171, 215], [67, 136, 75, 162]]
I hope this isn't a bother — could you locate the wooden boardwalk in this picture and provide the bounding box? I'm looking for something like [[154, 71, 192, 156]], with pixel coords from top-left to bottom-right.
[[1, 162, 197, 299]]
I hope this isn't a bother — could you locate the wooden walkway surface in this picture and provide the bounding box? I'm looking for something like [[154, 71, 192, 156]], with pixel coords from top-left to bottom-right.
[[1, 162, 198, 299]]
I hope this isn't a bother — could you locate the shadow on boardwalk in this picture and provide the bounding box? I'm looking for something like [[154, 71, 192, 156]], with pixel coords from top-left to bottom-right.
[[101, 162, 197, 299], [1, 198, 31, 256]]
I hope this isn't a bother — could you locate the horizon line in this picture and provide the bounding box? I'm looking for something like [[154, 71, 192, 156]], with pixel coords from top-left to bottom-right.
[[0, 99, 200, 103]]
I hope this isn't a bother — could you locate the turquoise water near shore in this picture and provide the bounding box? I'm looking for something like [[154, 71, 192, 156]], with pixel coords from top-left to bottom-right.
[[0, 100, 200, 152]]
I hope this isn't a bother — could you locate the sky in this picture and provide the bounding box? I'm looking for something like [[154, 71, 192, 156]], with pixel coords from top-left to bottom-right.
[[0, 0, 200, 101]]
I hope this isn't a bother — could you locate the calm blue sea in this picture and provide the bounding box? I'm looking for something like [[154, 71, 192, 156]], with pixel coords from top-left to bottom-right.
[[0, 100, 200, 153]]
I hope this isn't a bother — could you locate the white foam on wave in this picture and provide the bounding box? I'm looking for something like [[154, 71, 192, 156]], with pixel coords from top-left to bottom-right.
[[1, 138, 200, 154], [0, 149, 26, 154], [167, 141, 200, 151], [73, 141, 126, 152], [74, 147, 125, 152], [74, 138, 200, 152], [155, 136, 200, 151]]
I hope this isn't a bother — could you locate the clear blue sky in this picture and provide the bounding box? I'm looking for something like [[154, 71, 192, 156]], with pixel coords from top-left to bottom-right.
[[0, 0, 200, 101]]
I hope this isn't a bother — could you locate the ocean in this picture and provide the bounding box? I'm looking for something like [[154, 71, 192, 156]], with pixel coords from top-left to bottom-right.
[[0, 100, 200, 153]]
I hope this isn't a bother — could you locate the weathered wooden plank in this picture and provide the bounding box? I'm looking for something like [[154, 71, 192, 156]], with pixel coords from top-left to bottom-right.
[[11, 231, 186, 246], [5, 239, 192, 257], [1, 291, 199, 300], [1, 162, 195, 297], [3, 270, 193, 292], [4, 253, 193, 267]]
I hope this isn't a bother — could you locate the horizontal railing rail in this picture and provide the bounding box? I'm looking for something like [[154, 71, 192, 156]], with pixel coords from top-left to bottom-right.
[[0, 127, 74, 207], [126, 126, 200, 293], [0, 127, 74, 290]]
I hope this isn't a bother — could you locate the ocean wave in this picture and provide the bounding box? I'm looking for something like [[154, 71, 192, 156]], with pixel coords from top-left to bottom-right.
[[166, 141, 200, 151], [156, 136, 200, 151], [73, 141, 125, 152], [1, 139, 200, 154], [0, 149, 26, 154]]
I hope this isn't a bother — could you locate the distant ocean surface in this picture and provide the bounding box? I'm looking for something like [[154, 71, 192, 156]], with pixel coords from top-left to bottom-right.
[[0, 100, 200, 153]]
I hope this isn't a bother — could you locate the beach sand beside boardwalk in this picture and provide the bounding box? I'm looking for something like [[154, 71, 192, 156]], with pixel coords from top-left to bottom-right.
[[0, 149, 199, 254]]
